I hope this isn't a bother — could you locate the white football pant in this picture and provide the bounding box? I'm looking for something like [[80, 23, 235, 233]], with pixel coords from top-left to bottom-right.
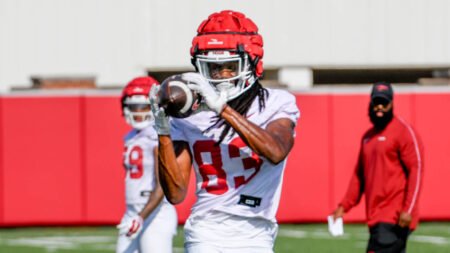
[[184, 210, 277, 253], [116, 202, 177, 253]]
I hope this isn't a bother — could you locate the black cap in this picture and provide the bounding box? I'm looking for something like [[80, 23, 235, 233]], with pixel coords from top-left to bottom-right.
[[371, 81, 393, 102]]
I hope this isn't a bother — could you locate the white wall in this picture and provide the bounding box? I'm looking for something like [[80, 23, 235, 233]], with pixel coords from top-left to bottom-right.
[[0, 0, 154, 91], [1, 0, 450, 91]]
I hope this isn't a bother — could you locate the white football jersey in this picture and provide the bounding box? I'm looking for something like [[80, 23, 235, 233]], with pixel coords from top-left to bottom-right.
[[170, 88, 300, 222], [123, 125, 158, 204]]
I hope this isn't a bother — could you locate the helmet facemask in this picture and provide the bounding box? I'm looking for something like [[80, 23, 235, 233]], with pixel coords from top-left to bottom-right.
[[123, 95, 153, 130], [190, 10, 264, 101], [195, 50, 256, 101]]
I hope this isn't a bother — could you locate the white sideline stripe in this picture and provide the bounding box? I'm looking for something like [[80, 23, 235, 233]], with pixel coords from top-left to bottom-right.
[[2, 231, 449, 249], [398, 117, 422, 214], [5, 238, 76, 249], [91, 244, 117, 251], [412, 235, 450, 245], [0, 235, 184, 251], [278, 229, 307, 238], [278, 229, 450, 245], [278, 229, 352, 239], [2, 236, 115, 251]]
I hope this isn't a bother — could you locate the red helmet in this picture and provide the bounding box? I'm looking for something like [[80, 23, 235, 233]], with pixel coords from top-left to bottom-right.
[[121, 76, 159, 129], [190, 10, 264, 100]]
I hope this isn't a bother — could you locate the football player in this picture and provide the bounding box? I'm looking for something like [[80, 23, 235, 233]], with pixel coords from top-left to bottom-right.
[[117, 76, 177, 253], [150, 10, 300, 253]]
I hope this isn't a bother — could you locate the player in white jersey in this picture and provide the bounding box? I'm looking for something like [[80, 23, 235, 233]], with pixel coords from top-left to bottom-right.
[[117, 76, 177, 253], [149, 10, 300, 253]]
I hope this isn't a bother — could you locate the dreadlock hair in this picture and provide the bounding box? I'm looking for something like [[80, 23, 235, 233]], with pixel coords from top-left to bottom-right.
[[204, 80, 269, 144]]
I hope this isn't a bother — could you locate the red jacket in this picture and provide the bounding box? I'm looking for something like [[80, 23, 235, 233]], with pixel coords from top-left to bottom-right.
[[340, 116, 424, 229]]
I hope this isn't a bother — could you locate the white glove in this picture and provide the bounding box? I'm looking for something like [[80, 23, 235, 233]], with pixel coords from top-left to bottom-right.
[[149, 84, 170, 135], [116, 215, 144, 239], [182, 72, 228, 114]]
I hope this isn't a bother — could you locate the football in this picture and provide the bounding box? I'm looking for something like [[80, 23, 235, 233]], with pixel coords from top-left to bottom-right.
[[158, 74, 201, 118]]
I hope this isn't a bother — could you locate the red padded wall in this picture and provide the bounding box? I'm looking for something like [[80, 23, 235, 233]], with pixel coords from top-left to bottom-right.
[[84, 96, 129, 224], [0, 98, 4, 224], [278, 95, 331, 222], [2, 97, 83, 225], [0, 91, 449, 226], [330, 94, 370, 222], [414, 94, 450, 220], [394, 94, 413, 123]]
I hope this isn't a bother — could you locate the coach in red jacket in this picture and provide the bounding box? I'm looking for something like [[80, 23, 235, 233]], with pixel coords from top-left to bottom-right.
[[333, 82, 424, 253]]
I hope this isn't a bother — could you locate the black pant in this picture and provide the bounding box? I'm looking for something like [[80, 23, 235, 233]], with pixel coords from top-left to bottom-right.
[[367, 222, 411, 253]]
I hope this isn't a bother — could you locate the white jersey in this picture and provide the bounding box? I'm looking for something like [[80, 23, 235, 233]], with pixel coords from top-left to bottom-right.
[[123, 125, 158, 204], [170, 88, 300, 222]]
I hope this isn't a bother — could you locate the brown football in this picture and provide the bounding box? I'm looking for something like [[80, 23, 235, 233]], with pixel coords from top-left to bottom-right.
[[159, 74, 200, 118]]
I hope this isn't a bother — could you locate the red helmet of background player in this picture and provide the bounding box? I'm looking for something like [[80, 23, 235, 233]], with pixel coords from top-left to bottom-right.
[[121, 76, 159, 130], [190, 10, 264, 101]]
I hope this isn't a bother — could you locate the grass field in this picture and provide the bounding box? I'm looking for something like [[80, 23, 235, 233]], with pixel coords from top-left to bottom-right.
[[0, 222, 449, 252]]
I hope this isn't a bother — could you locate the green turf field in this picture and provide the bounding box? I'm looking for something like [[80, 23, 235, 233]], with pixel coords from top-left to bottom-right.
[[0, 222, 449, 252]]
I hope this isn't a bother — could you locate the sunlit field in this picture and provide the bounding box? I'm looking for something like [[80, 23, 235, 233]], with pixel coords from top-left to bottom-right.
[[0, 223, 449, 253]]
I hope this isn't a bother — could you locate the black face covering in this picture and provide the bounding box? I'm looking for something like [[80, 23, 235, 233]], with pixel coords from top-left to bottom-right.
[[369, 103, 394, 130]]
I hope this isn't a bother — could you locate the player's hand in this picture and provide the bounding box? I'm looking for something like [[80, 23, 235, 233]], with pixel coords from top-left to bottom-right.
[[149, 84, 170, 135], [398, 211, 412, 228], [116, 215, 144, 239], [182, 72, 227, 114], [332, 205, 345, 221]]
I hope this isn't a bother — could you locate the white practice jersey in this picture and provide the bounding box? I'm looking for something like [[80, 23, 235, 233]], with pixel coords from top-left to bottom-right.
[[123, 125, 158, 204], [170, 88, 300, 222]]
